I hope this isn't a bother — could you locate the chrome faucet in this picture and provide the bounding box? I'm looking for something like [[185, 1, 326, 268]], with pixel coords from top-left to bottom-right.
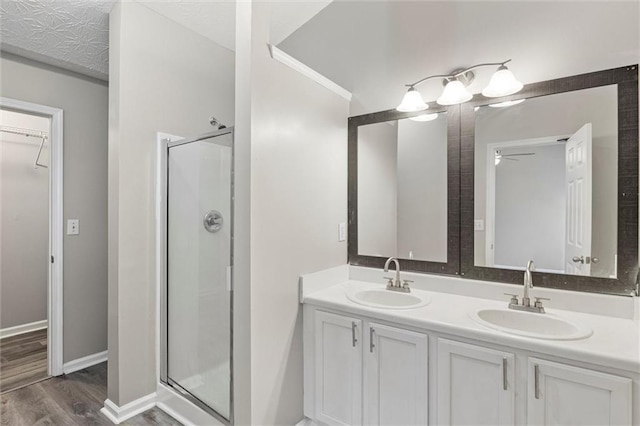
[[505, 260, 549, 313], [383, 257, 411, 293], [523, 259, 534, 307]]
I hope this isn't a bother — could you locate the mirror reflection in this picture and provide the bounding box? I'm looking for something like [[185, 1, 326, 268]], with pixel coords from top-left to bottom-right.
[[358, 112, 448, 262], [474, 86, 617, 278]]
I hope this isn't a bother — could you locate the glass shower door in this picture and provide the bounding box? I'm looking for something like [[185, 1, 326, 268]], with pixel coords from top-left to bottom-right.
[[164, 129, 233, 422]]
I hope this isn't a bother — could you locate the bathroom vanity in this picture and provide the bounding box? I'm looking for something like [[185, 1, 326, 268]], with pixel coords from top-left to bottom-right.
[[300, 266, 640, 426]]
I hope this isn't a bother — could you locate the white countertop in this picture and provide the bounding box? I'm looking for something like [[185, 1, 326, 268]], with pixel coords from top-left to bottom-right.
[[303, 279, 640, 374]]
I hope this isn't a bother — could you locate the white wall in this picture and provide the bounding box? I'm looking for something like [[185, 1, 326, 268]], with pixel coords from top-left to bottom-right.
[[237, 2, 349, 423], [358, 121, 397, 256], [494, 144, 566, 271], [0, 52, 108, 362], [475, 86, 618, 277], [397, 115, 447, 262], [108, 0, 235, 406], [0, 110, 49, 329]]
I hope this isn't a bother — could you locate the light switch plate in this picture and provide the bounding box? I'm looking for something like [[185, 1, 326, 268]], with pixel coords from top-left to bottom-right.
[[338, 223, 346, 242], [67, 219, 79, 235], [474, 219, 484, 231]]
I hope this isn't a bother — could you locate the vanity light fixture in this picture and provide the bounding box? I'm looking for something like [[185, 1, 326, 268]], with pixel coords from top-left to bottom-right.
[[396, 59, 524, 110], [437, 78, 473, 106], [396, 86, 429, 112]]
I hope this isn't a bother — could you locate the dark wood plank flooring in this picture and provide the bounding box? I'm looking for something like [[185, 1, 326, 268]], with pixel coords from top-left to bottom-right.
[[0, 329, 48, 394], [1, 362, 181, 425]]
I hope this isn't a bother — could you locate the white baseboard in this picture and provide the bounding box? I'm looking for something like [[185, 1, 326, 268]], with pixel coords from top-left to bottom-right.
[[296, 418, 319, 426], [156, 402, 196, 426], [100, 393, 157, 424], [0, 319, 47, 339], [63, 350, 108, 375]]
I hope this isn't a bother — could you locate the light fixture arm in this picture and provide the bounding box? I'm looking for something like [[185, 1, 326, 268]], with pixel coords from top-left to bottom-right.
[[406, 59, 512, 88]]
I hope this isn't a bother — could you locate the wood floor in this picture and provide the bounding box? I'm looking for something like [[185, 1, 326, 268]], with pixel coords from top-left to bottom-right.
[[1, 362, 181, 425], [0, 329, 48, 394]]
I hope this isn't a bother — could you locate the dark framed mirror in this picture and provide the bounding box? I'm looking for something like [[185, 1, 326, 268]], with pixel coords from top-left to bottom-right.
[[460, 65, 638, 295], [348, 104, 460, 274]]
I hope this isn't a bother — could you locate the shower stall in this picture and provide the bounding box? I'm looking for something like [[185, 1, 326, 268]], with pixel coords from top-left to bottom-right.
[[159, 127, 234, 424]]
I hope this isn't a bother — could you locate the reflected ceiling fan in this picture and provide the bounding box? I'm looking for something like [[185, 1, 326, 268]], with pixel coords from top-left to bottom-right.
[[494, 149, 535, 165]]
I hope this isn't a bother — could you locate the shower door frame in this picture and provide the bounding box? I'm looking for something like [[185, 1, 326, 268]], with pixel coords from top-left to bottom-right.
[[158, 128, 234, 425]]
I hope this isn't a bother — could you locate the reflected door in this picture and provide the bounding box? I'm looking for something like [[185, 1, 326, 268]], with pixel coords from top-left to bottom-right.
[[165, 130, 233, 422], [565, 124, 592, 275]]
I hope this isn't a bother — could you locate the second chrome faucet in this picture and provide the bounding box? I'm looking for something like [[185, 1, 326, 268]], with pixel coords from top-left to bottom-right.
[[505, 260, 549, 313], [383, 257, 412, 293]]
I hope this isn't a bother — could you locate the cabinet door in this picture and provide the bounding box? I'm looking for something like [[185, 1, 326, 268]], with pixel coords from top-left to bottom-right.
[[314, 311, 363, 426], [527, 358, 632, 426], [364, 323, 428, 425], [437, 338, 515, 426]]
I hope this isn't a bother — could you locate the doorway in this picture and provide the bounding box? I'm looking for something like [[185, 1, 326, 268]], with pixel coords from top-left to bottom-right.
[[0, 97, 63, 393]]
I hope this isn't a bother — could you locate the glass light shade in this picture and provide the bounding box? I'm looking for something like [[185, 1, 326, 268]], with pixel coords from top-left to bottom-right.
[[437, 79, 473, 106], [409, 113, 439, 122], [396, 87, 428, 112], [488, 99, 526, 108], [482, 66, 524, 98], [495, 156, 501, 165]]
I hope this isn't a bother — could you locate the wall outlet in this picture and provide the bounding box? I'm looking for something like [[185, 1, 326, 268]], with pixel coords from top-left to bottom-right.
[[474, 219, 484, 231], [67, 219, 79, 235], [338, 222, 346, 242]]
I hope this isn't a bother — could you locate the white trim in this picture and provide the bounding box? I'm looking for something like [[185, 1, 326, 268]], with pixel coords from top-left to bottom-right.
[[155, 132, 182, 383], [156, 402, 196, 426], [0, 97, 64, 377], [268, 45, 352, 102], [156, 383, 225, 426], [0, 320, 47, 339], [100, 393, 157, 425], [295, 418, 320, 426], [63, 350, 108, 375]]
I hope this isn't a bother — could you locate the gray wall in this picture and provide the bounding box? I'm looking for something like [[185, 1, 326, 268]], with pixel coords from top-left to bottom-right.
[[0, 52, 108, 362], [0, 110, 49, 329], [358, 121, 397, 256], [475, 86, 618, 278], [494, 144, 566, 271], [108, 0, 235, 406]]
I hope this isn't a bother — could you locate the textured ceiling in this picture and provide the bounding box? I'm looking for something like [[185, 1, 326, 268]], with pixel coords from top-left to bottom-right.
[[0, 0, 331, 81], [0, 0, 113, 80]]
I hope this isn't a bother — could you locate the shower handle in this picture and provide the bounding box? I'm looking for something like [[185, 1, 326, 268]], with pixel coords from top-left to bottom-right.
[[204, 210, 224, 233]]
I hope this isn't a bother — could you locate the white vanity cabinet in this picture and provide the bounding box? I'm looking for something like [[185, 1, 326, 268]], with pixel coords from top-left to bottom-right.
[[304, 305, 636, 426], [437, 338, 515, 426], [364, 323, 428, 425], [527, 358, 632, 426], [314, 310, 363, 426], [310, 310, 428, 426]]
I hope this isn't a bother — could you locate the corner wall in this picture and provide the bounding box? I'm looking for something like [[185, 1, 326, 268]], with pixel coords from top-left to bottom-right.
[[241, 3, 349, 423], [108, 1, 235, 406], [0, 52, 108, 362]]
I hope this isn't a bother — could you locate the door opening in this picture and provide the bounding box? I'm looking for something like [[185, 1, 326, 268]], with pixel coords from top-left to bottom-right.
[[0, 97, 64, 386]]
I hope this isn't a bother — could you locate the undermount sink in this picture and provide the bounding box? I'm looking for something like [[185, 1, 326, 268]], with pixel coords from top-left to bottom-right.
[[471, 308, 592, 340], [346, 288, 430, 310]]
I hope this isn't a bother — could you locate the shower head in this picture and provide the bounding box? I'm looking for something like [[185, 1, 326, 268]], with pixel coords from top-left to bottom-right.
[[209, 116, 226, 130]]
